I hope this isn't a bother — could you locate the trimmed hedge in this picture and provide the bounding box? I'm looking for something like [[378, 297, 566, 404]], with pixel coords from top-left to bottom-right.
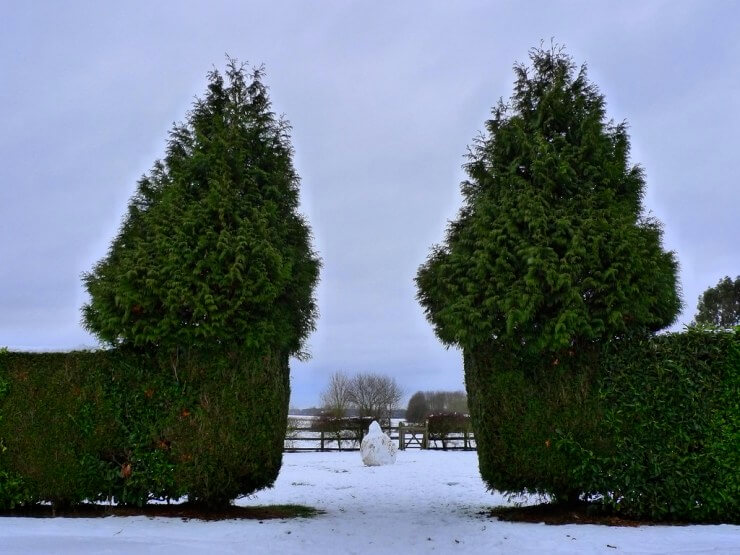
[[465, 344, 602, 501], [465, 329, 739, 522], [0, 348, 289, 509], [0, 351, 115, 508], [563, 329, 739, 521]]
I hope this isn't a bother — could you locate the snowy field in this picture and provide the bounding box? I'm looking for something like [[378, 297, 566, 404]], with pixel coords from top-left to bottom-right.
[[1, 451, 738, 554]]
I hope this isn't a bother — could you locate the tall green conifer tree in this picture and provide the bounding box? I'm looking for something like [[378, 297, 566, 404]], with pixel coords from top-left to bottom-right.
[[416, 44, 683, 503], [416, 45, 681, 356], [83, 59, 320, 357], [80, 59, 319, 507]]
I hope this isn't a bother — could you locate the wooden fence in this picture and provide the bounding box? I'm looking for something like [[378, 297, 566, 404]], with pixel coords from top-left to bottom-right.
[[284, 420, 476, 452]]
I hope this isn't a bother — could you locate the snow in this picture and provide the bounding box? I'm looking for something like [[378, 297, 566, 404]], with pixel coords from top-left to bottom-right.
[[1, 451, 738, 554], [360, 420, 397, 465]]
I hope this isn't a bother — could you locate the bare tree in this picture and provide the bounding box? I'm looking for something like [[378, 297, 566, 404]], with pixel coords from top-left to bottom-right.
[[376, 375, 403, 423], [348, 372, 402, 428], [320, 371, 353, 419], [317, 371, 356, 449], [347, 373, 379, 420], [319, 371, 403, 435]]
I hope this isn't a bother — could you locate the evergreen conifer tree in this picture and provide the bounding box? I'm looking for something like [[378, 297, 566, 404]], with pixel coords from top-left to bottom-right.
[[82, 59, 320, 357], [80, 60, 319, 506], [416, 45, 681, 356]]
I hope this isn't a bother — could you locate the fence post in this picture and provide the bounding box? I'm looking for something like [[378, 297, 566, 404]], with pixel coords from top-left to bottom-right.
[[399, 422, 405, 451], [463, 428, 469, 450], [423, 420, 429, 449], [320, 430, 324, 451]]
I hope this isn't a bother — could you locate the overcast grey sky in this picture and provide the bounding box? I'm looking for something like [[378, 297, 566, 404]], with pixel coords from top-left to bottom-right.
[[1, 1, 738, 407]]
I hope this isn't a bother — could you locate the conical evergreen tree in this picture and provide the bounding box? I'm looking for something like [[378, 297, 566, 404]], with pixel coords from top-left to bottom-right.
[[83, 59, 320, 357], [416, 45, 681, 356], [416, 44, 683, 504], [80, 59, 320, 507]]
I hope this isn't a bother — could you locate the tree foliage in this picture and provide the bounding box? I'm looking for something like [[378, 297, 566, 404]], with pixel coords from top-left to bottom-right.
[[82, 59, 320, 356], [416, 45, 681, 355], [405, 391, 428, 423], [426, 390, 468, 414], [694, 275, 740, 328], [405, 390, 468, 423]]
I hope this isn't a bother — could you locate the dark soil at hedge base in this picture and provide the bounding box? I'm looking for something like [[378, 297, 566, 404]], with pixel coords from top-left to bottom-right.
[[2, 501, 698, 526], [486, 503, 702, 526], [0, 503, 322, 521]]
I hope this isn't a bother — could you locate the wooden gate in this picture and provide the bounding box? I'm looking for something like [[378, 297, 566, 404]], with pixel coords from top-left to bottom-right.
[[397, 422, 428, 450]]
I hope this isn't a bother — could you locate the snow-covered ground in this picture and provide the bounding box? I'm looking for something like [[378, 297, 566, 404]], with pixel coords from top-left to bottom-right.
[[1, 451, 738, 554]]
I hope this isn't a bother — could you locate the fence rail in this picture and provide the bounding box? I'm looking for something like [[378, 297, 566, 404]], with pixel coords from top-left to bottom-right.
[[284, 421, 476, 452]]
